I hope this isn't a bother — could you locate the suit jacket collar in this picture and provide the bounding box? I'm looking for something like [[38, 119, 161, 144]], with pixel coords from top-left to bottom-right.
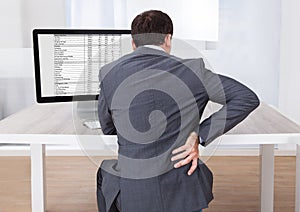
[[132, 46, 169, 57]]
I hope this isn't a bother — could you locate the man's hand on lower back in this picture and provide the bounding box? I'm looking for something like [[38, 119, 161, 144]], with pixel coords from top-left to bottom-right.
[[171, 132, 200, 175]]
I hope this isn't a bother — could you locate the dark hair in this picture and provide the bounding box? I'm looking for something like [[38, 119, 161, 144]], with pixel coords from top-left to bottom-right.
[[131, 10, 173, 47]]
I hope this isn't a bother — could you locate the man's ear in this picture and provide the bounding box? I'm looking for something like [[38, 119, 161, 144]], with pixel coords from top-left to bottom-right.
[[165, 34, 172, 48], [131, 39, 137, 50]]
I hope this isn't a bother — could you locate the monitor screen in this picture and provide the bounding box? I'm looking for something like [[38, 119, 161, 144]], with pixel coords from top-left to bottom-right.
[[33, 29, 132, 103]]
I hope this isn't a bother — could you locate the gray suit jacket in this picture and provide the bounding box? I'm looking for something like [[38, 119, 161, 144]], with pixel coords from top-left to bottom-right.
[[97, 47, 260, 212]]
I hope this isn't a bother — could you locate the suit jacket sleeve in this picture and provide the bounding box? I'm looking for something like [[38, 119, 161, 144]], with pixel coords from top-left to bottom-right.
[[198, 58, 260, 146], [98, 78, 117, 135]]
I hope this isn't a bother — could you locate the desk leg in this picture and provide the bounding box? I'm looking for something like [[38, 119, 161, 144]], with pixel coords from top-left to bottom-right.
[[296, 144, 300, 212], [30, 144, 46, 212], [259, 144, 274, 212]]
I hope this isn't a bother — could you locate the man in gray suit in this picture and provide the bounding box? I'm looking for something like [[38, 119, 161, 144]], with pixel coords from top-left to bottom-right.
[[97, 10, 260, 212]]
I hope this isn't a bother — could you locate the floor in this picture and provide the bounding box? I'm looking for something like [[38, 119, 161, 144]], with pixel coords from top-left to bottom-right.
[[0, 156, 296, 212]]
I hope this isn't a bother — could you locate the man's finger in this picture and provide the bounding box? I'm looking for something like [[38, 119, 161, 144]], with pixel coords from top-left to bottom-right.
[[171, 150, 190, 161], [174, 152, 197, 168], [172, 145, 187, 155], [187, 157, 198, 176]]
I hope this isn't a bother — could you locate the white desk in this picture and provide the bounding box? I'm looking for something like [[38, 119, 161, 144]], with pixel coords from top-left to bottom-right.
[[0, 102, 300, 212]]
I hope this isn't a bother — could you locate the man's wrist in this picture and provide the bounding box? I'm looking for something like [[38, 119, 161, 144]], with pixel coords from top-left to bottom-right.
[[192, 132, 205, 146]]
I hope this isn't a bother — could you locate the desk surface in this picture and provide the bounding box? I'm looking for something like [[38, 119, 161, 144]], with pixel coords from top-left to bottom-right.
[[0, 101, 299, 135]]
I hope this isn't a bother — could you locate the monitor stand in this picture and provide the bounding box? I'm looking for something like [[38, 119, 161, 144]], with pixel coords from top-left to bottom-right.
[[75, 100, 101, 129]]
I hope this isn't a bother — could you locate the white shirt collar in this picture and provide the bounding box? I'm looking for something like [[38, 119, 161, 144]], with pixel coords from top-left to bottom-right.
[[143, 45, 166, 52]]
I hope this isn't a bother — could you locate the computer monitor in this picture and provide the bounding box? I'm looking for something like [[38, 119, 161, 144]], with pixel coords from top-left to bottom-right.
[[33, 29, 132, 103]]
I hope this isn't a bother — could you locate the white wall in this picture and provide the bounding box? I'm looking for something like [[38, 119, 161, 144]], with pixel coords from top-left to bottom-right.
[[0, 0, 23, 48], [201, 0, 281, 107], [279, 0, 300, 125]]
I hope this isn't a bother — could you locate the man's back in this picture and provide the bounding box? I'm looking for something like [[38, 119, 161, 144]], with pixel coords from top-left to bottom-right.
[[98, 46, 214, 212]]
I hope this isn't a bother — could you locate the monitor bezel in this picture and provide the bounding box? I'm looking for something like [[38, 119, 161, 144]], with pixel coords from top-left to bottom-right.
[[33, 29, 131, 103]]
